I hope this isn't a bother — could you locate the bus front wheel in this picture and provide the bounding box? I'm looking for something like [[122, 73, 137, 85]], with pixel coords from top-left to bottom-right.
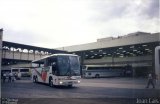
[[49, 79, 53, 87]]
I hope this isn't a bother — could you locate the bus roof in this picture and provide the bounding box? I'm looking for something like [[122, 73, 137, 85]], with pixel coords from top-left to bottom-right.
[[11, 67, 30, 69], [32, 53, 78, 63], [84, 65, 125, 67]]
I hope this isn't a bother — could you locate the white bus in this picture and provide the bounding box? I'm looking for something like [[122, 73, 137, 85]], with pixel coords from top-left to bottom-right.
[[155, 46, 160, 85], [1, 67, 30, 79], [11, 68, 31, 77], [82, 65, 126, 78], [32, 54, 81, 87], [11, 68, 21, 79], [1, 68, 21, 79], [1, 69, 11, 79]]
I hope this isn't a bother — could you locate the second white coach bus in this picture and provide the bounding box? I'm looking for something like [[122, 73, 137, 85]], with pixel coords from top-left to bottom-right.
[[82, 65, 126, 78], [32, 54, 81, 87], [11, 68, 31, 77], [1, 67, 30, 79]]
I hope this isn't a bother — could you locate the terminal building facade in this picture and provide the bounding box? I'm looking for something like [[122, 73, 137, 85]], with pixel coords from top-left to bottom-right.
[[0, 31, 160, 77], [56, 32, 160, 77]]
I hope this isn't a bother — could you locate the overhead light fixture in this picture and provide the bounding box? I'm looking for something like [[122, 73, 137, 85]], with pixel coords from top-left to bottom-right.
[[142, 45, 147, 47], [119, 47, 123, 49], [133, 50, 137, 52], [145, 49, 149, 51], [130, 46, 134, 48]]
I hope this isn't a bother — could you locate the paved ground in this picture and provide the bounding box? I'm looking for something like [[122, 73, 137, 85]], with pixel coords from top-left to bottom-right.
[[1, 77, 160, 104]]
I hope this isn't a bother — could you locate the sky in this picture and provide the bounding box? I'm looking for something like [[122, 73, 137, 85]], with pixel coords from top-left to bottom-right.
[[0, 0, 159, 48]]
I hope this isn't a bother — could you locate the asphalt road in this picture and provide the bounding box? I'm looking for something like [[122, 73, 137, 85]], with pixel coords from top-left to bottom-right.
[[1, 78, 160, 104]]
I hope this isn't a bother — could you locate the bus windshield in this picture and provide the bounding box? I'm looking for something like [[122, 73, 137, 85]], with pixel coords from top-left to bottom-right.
[[58, 56, 80, 76], [70, 56, 80, 76]]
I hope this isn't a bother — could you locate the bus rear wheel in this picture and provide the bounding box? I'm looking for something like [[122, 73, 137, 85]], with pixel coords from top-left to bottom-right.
[[95, 74, 100, 78]]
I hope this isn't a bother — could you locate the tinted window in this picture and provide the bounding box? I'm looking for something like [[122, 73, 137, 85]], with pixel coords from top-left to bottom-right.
[[57, 56, 80, 76], [12, 69, 19, 72], [70, 56, 80, 76], [58, 56, 70, 76], [20, 69, 29, 72], [47, 57, 57, 74]]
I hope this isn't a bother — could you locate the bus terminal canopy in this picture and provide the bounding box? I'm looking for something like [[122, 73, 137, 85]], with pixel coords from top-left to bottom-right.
[[73, 42, 159, 60]]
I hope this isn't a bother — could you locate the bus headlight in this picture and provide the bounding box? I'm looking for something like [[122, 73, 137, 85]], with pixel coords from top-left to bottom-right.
[[78, 80, 80, 83], [59, 81, 63, 84]]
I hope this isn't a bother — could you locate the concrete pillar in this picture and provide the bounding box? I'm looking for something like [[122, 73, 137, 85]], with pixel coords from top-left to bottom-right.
[[27, 49, 30, 60], [155, 46, 160, 85], [4, 47, 7, 59], [0, 28, 3, 98], [20, 49, 23, 60], [80, 52, 85, 76], [40, 51, 42, 58], [33, 50, 35, 60], [13, 47, 15, 59], [0, 28, 3, 70], [112, 53, 114, 65]]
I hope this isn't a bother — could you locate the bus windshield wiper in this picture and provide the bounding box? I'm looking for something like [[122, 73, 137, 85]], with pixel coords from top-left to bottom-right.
[[64, 69, 70, 76], [71, 70, 76, 76]]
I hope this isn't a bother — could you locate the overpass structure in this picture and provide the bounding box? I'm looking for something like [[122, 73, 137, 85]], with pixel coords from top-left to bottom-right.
[[2, 41, 67, 69], [0, 30, 67, 69], [57, 32, 160, 77]]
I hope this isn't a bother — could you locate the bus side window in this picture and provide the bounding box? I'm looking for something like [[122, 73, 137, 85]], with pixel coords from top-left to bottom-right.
[[40, 63, 44, 67], [52, 63, 56, 74], [49, 58, 57, 75]]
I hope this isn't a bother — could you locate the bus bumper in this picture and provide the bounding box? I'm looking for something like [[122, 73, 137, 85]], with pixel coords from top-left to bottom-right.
[[58, 80, 81, 86]]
